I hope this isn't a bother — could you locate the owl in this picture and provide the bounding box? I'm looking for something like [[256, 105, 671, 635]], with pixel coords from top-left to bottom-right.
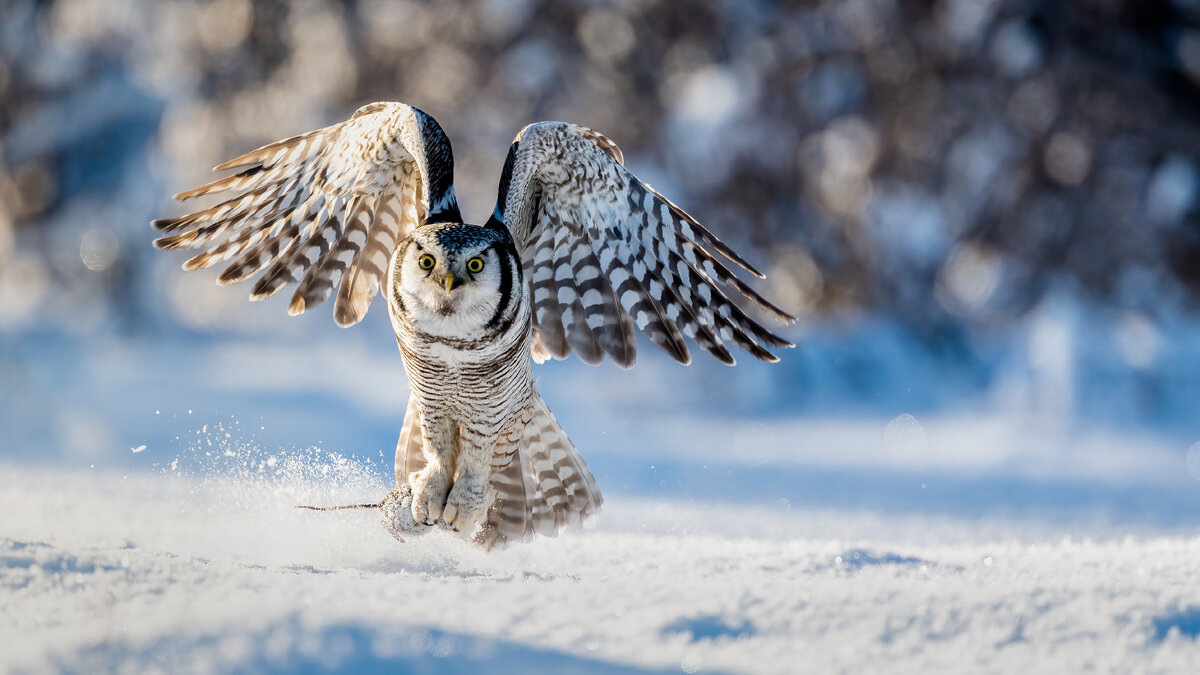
[[154, 102, 794, 548]]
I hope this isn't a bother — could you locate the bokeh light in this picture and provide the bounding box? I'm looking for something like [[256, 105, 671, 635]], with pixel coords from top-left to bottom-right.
[[1187, 442, 1200, 482], [2, 0, 1200, 425]]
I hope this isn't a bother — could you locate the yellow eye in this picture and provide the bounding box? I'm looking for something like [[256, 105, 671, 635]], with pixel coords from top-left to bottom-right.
[[418, 254, 435, 270], [466, 257, 484, 273]]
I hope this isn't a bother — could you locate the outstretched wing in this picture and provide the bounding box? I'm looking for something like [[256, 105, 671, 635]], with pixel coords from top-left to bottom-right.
[[493, 122, 794, 367], [153, 102, 460, 327]]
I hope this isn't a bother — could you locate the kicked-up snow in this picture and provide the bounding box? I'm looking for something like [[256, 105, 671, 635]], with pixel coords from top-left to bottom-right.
[[3, 441, 1200, 674]]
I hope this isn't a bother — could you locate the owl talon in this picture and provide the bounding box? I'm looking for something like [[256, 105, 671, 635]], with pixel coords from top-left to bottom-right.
[[443, 475, 490, 533], [410, 466, 451, 526], [379, 484, 431, 541]]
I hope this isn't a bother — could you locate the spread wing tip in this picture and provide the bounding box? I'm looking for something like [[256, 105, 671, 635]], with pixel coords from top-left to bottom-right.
[[173, 186, 208, 201], [333, 303, 365, 328], [212, 157, 243, 172], [761, 301, 798, 324], [670, 344, 692, 366], [721, 250, 765, 279], [181, 254, 208, 271]]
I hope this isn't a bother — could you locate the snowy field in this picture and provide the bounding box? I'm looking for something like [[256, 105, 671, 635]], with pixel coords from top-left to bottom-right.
[[5, 324, 1200, 673], [4, 458, 1200, 674]]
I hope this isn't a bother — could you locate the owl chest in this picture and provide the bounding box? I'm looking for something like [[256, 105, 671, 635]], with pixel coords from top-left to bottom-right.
[[398, 331, 532, 420]]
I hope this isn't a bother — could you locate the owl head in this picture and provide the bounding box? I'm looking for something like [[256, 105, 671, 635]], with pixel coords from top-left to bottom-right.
[[390, 223, 521, 329]]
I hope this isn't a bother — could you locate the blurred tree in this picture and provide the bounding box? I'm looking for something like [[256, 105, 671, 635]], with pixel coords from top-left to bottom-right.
[[3, 0, 1200, 339]]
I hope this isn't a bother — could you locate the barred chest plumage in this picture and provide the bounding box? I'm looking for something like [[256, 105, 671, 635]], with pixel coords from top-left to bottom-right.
[[386, 223, 533, 428], [392, 312, 533, 426]]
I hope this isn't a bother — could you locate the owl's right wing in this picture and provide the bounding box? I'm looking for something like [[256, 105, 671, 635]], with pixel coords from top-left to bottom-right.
[[495, 122, 795, 368], [153, 102, 460, 327]]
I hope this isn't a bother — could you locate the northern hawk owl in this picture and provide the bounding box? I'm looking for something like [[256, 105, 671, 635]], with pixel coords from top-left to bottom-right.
[[154, 102, 793, 548]]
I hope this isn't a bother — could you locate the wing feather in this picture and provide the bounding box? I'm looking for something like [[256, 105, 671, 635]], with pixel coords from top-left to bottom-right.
[[154, 102, 460, 326], [333, 177, 418, 326], [498, 122, 794, 366], [525, 205, 571, 359], [289, 193, 371, 314], [576, 234, 637, 367], [549, 211, 604, 364], [477, 391, 602, 549]]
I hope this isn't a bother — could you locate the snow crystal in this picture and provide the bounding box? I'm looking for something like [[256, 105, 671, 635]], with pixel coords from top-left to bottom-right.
[[79, 227, 119, 272], [884, 414, 926, 453], [1187, 443, 1200, 482]]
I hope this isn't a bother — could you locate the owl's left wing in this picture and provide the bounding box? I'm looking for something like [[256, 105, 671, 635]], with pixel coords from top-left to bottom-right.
[[153, 102, 460, 327], [496, 122, 794, 368]]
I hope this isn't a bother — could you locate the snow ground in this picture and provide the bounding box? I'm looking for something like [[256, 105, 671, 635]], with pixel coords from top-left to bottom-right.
[[3, 448, 1200, 674], [5, 328, 1200, 672]]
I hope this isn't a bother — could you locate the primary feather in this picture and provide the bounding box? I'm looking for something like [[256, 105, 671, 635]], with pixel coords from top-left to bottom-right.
[[493, 122, 794, 367], [154, 102, 460, 326]]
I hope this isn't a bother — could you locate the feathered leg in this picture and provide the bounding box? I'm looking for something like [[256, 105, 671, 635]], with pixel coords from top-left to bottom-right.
[[383, 391, 603, 548], [443, 422, 499, 533], [410, 409, 458, 526]]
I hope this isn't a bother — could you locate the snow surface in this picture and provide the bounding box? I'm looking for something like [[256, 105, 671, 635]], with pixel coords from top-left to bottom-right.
[[5, 313, 1200, 673], [4, 431, 1200, 674]]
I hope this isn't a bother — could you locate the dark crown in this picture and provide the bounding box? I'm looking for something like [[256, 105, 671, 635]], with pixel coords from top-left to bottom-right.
[[429, 223, 509, 251]]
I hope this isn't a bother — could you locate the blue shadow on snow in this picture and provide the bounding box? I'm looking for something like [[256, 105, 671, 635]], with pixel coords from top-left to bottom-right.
[[1153, 608, 1200, 640]]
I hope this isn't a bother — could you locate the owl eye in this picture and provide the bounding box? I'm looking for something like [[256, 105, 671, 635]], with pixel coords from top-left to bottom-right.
[[466, 257, 484, 273], [418, 254, 436, 270]]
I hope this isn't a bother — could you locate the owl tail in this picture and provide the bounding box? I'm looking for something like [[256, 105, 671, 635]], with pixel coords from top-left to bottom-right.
[[393, 394, 431, 487], [391, 391, 603, 549]]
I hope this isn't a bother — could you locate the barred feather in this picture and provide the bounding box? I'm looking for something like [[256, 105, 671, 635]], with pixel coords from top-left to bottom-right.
[[575, 229, 637, 367], [549, 212, 604, 364], [154, 102, 459, 325], [525, 206, 570, 359], [394, 395, 427, 486], [498, 122, 795, 367], [478, 391, 602, 549], [243, 194, 339, 295], [394, 390, 601, 551], [288, 194, 370, 314], [334, 178, 417, 326]]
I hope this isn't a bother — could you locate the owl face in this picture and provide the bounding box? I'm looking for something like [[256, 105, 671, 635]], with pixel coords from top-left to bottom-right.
[[393, 223, 516, 329]]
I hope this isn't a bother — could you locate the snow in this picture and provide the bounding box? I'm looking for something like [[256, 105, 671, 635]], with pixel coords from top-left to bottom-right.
[[5, 312, 1200, 672], [4, 420, 1200, 673]]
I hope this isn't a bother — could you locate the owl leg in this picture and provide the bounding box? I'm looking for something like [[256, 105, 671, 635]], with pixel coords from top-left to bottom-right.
[[442, 425, 497, 533], [410, 412, 457, 526]]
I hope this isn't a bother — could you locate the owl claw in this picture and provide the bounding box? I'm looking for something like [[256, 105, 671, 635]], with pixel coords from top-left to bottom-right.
[[379, 484, 431, 541], [443, 475, 489, 533], [410, 465, 451, 526]]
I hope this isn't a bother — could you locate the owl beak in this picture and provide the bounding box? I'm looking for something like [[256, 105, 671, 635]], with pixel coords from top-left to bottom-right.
[[443, 273, 456, 293]]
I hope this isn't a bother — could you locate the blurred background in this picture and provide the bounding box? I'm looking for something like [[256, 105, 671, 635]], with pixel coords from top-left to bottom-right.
[[2, 0, 1200, 521]]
